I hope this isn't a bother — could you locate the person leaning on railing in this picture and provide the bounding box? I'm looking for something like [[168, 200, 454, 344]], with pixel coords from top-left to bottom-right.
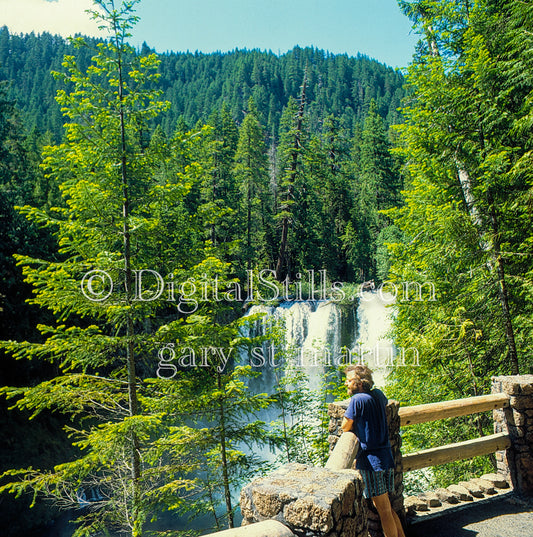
[[341, 365, 406, 537]]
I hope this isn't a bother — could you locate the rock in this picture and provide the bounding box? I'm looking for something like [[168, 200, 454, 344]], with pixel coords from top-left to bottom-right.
[[459, 480, 484, 498], [340, 479, 356, 517], [404, 496, 429, 512], [447, 484, 473, 501], [329, 401, 349, 418], [284, 498, 334, 533], [470, 478, 496, 495], [434, 487, 459, 504], [340, 517, 358, 537], [240, 463, 368, 537], [418, 491, 442, 508], [252, 486, 285, 518], [510, 396, 529, 411], [510, 409, 526, 427], [480, 474, 509, 489], [329, 418, 339, 433], [240, 488, 254, 521], [209, 520, 296, 537]]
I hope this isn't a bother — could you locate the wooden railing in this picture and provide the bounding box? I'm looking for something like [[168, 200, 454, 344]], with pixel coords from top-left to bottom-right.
[[399, 393, 511, 472], [325, 430, 359, 470], [203, 392, 514, 536]]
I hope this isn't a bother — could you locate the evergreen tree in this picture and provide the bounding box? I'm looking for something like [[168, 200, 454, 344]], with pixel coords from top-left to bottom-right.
[[345, 101, 401, 281], [0, 74, 66, 537], [233, 97, 271, 272], [305, 115, 352, 280], [0, 5, 279, 534], [0, 3, 196, 535], [274, 74, 308, 280], [386, 0, 533, 487], [198, 104, 239, 257]]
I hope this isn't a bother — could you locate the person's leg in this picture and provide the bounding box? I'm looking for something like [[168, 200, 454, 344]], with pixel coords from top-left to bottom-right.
[[361, 468, 406, 537], [372, 492, 406, 537], [392, 507, 406, 537], [372, 492, 398, 537]]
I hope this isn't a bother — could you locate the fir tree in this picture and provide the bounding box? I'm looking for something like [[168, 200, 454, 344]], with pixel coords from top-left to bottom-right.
[[233, 97, 271, 272], [0, 2, 193, 535]]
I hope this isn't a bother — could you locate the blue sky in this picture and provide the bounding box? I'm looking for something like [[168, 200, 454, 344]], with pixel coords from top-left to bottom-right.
[[1, 0, 419, 68], [131, 0, 418, 67]]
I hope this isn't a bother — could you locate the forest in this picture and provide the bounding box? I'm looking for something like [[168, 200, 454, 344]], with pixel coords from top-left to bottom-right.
[[0, 0, 532, 536]]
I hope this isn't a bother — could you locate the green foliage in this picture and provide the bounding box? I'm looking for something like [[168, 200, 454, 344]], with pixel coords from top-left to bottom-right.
[[0, 2, 275, 535], [10, 0, 533, 529], [0, 24, 407, 287], [233, 98, 272, 272], [0, 31, 405, 142], [347, 100, 403, 280], [387, 0, 533, 487]]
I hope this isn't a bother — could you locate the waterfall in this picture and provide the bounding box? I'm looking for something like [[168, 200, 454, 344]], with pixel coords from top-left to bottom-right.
[[240, 291, 395, 389], [354, 290, 395, 387], [240, 300, 355, 391]]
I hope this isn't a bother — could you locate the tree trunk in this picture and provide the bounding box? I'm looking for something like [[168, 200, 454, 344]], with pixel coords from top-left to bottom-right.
[[456, 161, 520, 374], [217, 372, 234, 528], [246, 144, 252, 270], [115, 25, 141, 535], [487, 197, 519, 374]]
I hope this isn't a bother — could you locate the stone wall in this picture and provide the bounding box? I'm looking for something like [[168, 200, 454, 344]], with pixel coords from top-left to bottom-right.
[[327, 399, 405, 537], [492, 374, 533, 495], [235, 376, 533, 537], [403, 472, 510, 516], [240, 463, 368, 537]]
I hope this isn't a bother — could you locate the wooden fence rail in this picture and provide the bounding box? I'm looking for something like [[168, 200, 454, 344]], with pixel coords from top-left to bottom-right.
[[398, 393, 510, 426], [399, 392, 510, 471], [402, 432, 511, 471]]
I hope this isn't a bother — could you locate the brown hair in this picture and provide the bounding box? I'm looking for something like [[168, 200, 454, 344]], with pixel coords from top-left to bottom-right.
[[344, 364, 374, 392]]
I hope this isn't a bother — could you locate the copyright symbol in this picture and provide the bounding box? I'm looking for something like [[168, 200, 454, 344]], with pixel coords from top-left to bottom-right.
[[81, 270, 113, 302]]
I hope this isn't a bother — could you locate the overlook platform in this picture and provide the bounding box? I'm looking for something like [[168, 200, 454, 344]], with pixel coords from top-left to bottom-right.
[[214, 376, 533, 537], [407, 491, 533, 537]]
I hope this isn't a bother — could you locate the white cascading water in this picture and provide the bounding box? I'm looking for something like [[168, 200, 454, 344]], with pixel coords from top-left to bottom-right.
[[241, 301, 342, 397], [354, 290, 396, 387], [242, 300, 343, 386], [240, 290, 395, 389]]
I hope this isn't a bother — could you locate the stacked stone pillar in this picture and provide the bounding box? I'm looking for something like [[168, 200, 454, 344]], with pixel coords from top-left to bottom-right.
[[240, 463, 368, 537], [492, 375, 533, 495], [327, 399, 405, 537]]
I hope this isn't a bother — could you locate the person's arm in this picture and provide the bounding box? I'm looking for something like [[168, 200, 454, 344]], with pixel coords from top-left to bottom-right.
[[341, 416, 354, 432], [343, 396, 357, 433]]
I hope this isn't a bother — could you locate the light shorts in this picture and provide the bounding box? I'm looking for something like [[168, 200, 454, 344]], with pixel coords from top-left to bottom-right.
[[359, 468, 394, 498]]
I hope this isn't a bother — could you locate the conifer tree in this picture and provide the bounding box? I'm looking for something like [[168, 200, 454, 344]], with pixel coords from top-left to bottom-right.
[[345, 101, 401, 280], [275, 74, 308, 280], [0, 6, 279, 535], [305, 115, 352, 280], [386, 0, 533, 486], [233, 97, 271, 272], [0, 2, 196, 535], [200, 104, 239, 255]]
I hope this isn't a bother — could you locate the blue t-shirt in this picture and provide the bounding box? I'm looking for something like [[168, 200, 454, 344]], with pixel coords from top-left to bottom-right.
[[344, 388, 394, 472]]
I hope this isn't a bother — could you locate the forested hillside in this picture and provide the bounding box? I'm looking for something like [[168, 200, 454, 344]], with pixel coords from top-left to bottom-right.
[[0, 27, 404, 140], [0, 26, 406, 287], [0, 17, 406, 537], [2, 1, 532, 536]]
